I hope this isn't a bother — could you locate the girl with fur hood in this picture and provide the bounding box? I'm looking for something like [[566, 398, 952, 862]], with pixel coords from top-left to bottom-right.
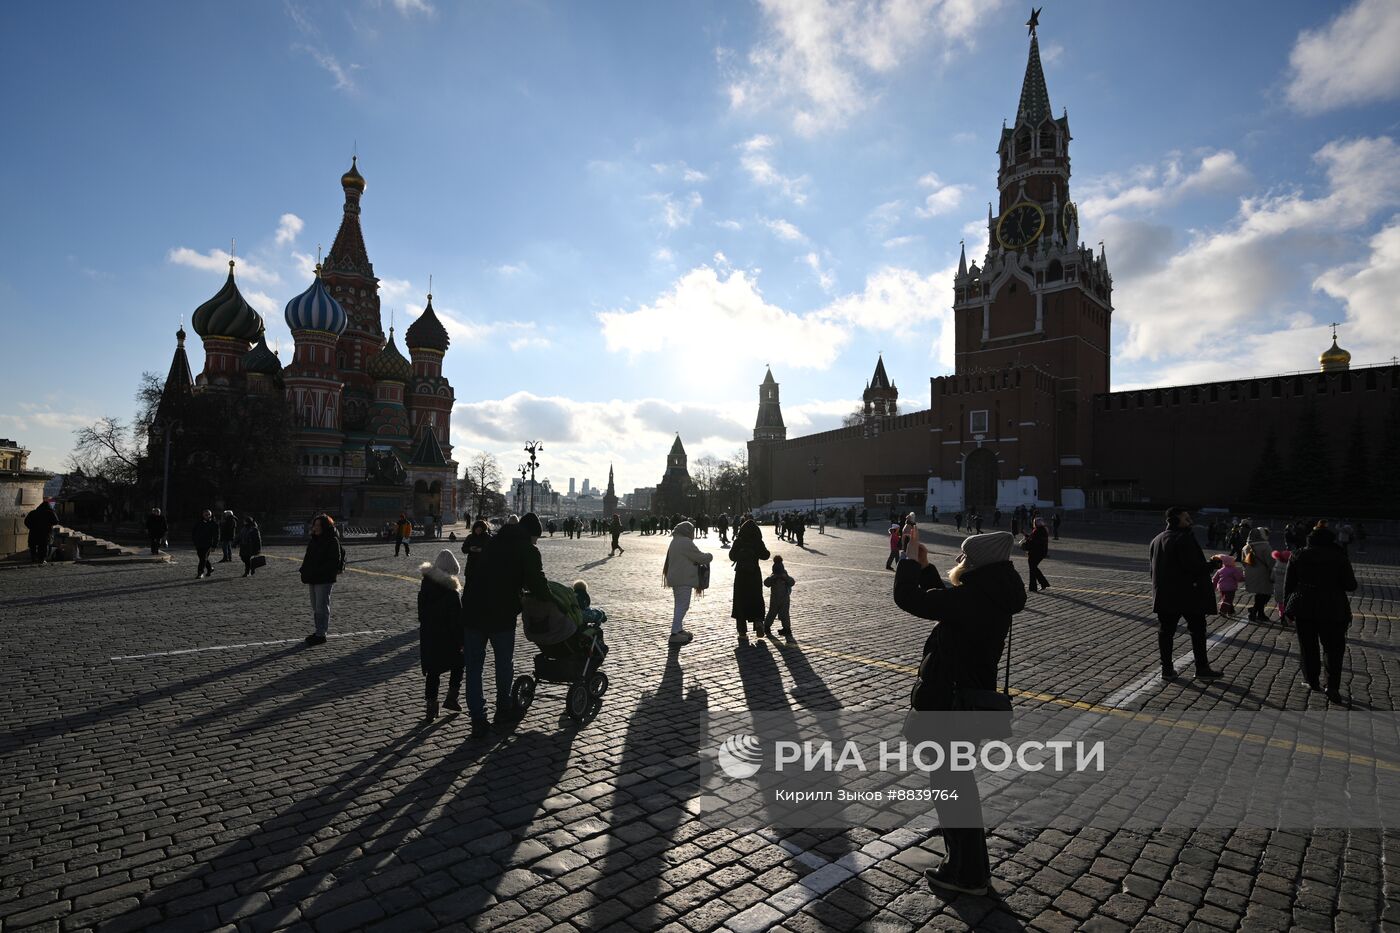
[[663, 520, 712, 646], [419, 549, 465, 718]]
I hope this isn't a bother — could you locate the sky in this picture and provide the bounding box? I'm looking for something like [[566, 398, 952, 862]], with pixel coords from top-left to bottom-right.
[[4, 0, 1400, 496]]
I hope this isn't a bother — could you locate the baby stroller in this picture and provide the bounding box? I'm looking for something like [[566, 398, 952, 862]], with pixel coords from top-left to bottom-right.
[[512, 582, 609, 722]]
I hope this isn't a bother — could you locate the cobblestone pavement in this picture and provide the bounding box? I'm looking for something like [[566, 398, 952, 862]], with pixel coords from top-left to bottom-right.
[[2, 523, 1397, 932]]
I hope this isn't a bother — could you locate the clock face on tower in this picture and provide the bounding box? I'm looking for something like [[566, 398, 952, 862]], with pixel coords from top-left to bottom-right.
[[996, 202, 1045, 250], [1061, 201, 1078, 240]]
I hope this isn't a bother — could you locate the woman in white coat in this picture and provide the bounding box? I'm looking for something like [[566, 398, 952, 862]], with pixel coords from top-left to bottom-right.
[[663, 520, 712, 645]]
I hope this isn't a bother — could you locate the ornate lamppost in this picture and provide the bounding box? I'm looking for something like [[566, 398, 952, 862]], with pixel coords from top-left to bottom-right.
[[523, 441, 542, 513]]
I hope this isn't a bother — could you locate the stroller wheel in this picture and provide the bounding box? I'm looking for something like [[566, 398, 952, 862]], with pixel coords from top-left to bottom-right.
[[511, 676, 536, 713], [587, 671, 609, 698], [565, 682, 590, 721]]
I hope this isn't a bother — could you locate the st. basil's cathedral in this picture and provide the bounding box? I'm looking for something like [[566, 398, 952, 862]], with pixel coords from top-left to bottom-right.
[[163, 158, 457, 523]]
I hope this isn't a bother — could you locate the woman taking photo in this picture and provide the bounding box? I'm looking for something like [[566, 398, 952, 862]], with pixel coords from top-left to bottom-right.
[[894, 526, 1025, 896]]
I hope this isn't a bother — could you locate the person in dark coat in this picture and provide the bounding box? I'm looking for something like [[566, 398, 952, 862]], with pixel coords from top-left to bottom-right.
[[1024, 517, 1051, 592], [298, 514, 345, 645], [192, 509, 219, 578], [729, 517, 770, 640], [419, 549, 465, 718], [218, 510, 238, 562], [462, 512, 550, 738], [1148, 507, 1221, 680], [460, 519, 491, 588], [238, 517, 262, 577], [609, 513, 625, 556], [145, 507, 168, 555], [1051, 512, 1062, 541], [894, 528, 1025, 897], [24, 500, 59, 564], [1284, 526, 1358, 703]]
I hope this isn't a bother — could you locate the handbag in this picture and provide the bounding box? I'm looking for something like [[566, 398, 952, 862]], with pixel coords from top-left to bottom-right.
[[903, 620, 1014, 741], [696, 563, 711, 594], [250, 555, 267, 570]]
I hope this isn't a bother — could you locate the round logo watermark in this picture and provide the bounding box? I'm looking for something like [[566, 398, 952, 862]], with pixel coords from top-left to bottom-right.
[[717, 734, 763, 779]]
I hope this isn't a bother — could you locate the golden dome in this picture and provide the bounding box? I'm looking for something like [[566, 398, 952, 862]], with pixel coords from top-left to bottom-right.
[[341, 155, 366, 193], [1319, 335, 1351, 372]]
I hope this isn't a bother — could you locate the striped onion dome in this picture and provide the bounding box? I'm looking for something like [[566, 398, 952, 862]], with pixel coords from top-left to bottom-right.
[[192, 261, 265, 341], [405, 293, 450, 352], [367, 329, 412, 383], [284, 266, 347, 335], [242, 334, 282, 375]]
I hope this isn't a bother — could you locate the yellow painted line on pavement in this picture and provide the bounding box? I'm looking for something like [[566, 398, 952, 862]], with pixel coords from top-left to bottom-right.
[[799, 643, 1400, 773], [268, 553, 419, 584]]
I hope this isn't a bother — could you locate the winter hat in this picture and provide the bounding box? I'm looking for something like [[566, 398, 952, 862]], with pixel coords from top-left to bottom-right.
[[430, 548, 460, 576], [959, 532, 1013, 570], [1219, 554, 1237, 567], [520, 512, 544, 539], [673, 521, 695, 539]]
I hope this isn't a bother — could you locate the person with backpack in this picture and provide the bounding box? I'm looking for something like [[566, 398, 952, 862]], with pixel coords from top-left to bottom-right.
[[663, 520, 712, 646], [394, 513, 413, 556], [299, 514, 346, 645], [894, 527, 1025, 897], [24, 499, 59, 565]]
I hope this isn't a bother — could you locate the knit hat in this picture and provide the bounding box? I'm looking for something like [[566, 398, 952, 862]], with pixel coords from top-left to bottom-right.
[[959, 532, 1013, 569], [431, 548, 460, 576], [520, 512, 544, 539]]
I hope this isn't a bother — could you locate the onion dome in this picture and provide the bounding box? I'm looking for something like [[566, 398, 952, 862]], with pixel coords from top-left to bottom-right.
[[284, 266, 348, 335], [367, 329, 412, 383], [192, 261, 265, 341], [1319, 326, 1351, 372], [341, 155, 366, 193], [405, 293, 450, 352], [242, 334, 281, 375]]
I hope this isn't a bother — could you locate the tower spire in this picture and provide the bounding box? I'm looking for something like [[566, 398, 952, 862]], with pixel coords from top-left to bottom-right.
[[1016, 11, 1051, 126], [957, 240, 968, 278]]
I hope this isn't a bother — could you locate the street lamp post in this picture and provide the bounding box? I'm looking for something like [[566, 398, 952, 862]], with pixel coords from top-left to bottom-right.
[[807, 456, 823, 515], [517, 463, 528, 514], [152, 417, 183, 516], [523, 441, 542, 513]]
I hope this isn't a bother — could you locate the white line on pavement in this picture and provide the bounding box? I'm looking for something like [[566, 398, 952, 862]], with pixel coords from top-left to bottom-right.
[[1103, 617, 1252, 709], [109, 629, 393, 661]]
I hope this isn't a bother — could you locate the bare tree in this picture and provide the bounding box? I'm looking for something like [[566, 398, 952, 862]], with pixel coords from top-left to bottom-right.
[[70, 417, 142, 487], [692, 454, 720, 513], [841, 405, 866, 428], [464, 451, 503, 517]]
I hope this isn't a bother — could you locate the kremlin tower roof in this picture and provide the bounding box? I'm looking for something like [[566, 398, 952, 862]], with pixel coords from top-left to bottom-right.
[[284, 266, 348, 335], [191, 261, 264, 341], [405, 293, 450, 352], [1319, 325, 1351, 372], [367, 329, 413, 383], [340, 155, 366, 194]]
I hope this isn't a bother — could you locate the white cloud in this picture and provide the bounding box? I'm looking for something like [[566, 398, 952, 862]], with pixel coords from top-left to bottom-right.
[[509, 335, 553, 352], [597, 266, 849, 375], [915, 172, 969, 218], [727, 0, 1002, 136], [274, 213, 304, 246], [652, 191, 703, 230], [716, 219, 744, 231], [652, 161, 709, 183], [1080, 150, 1250, 221], [866, 199, 904, 236], [1286, 0, 1400, 114], [804, 252, 836, 291], [1114, 136, 1400, 362], [493, 262, 529, 277], [293, 43, 357, 93], [1314, 218, 1400, 356], [883, 235, 920, 249], [167, 247, 281, 286], [379, 277, 417, 307], [390, 0, 434, 15], [739, 135, 809, 205], [951, 131, 976, 145], [653, 247, 676, 264], [764, 217, 806, 242], [817, 265, 946, 332]]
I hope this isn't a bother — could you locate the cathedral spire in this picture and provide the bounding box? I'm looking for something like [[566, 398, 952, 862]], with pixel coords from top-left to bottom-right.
[[957, 241, 968, 279], [324, 156, 374, 279], [1016, 17, 1051, 126]]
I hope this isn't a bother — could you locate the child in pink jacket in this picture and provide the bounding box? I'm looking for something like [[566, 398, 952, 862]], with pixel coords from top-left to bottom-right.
[[1212, 554, 1245, 617]]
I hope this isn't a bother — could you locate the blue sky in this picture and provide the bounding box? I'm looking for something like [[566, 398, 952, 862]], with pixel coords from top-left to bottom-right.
[[4, 0, 1400, 495]]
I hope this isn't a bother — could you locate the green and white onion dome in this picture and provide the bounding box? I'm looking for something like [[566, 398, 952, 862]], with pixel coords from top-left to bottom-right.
[[191, 261, 265, 341]]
